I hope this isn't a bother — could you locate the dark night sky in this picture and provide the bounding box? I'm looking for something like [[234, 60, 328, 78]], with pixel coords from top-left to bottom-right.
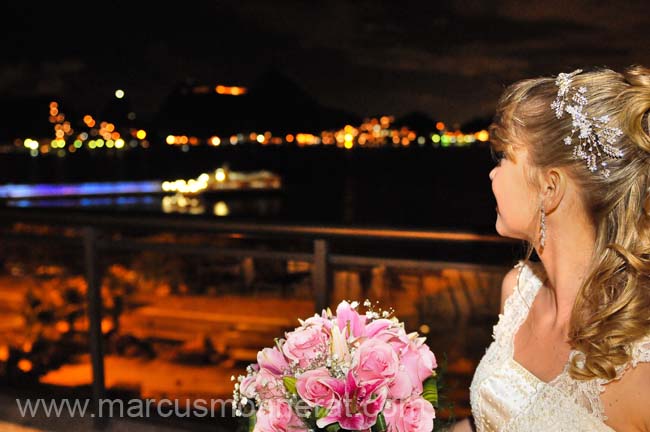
[[1, 1, 648, 127]]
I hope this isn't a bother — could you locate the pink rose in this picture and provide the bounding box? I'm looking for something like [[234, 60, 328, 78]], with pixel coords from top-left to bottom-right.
[[366, 320, 410, 354], [254, 398, 307, 432], [282, 325, 328, 368], [303, 313, 333, 330], [254, 369, 286, 399], [384, 397, 435, 432], [257, 347, 289, 376], [240, 374, 258, 399], [353, 338, 399, 384], [388, 369, 415, 400], [401, 342, 437, 394], [417, 343, 437, 371], [364, 318, 393, 338], [296, 368, 339, 409], [336, 301, 366, 338]]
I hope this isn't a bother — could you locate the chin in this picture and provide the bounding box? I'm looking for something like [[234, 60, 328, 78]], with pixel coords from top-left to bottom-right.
[[494, 220, 523, 241], [494, 219, 505, 236]]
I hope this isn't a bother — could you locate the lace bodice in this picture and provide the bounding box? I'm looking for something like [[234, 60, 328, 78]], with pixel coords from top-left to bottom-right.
[[469, 262, 650, 431]]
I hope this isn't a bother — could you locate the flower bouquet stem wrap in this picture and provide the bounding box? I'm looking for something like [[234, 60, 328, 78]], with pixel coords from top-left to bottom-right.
[[233, 300, 439, 432]]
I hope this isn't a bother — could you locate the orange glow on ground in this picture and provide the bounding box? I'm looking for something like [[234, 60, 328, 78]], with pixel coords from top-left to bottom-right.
[[0, 345, 9, 362], [17, 359, 32, 373], [55, 321, 70, 333]]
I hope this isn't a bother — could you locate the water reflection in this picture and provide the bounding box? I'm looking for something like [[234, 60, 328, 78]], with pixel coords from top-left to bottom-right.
[[0, 181, 161, 199], [6, 194, 284, 220], [160, 194, 282, 218], [8, 195, 159, 208]]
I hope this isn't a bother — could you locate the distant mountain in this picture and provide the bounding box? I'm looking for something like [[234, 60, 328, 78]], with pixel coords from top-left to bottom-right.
[[152, 68, 361, 138], [461, 115, 493, 133], [0, 95, 55, 141], [393, 111, 438, 135], [101, 95, 135, 126]]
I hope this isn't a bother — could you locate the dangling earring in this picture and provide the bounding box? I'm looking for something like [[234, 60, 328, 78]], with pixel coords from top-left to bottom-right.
[[539, 204, 546, 249]]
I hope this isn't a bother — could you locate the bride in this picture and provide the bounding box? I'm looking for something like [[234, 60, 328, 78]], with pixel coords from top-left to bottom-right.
[[453, 66, 650, 431]]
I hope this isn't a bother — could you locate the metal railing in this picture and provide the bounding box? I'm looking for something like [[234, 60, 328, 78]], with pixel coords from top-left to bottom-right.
[[0, 206, 516, 408]]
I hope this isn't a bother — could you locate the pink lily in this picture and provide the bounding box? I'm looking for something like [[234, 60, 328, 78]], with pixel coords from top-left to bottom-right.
[[336, 301, 367, 339], [316, 372, 388, 430]]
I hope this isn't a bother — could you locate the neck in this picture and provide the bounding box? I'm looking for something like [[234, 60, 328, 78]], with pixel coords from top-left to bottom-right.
[[536, 218, 596, 329]]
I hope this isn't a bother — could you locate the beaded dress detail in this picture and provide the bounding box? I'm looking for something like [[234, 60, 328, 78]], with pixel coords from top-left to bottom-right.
[[469, 262, 650, 431]]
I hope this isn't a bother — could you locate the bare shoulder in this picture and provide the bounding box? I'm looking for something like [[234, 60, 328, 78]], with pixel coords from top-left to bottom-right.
[[602, 361, 650, 432], [499, 264, 521, 314]]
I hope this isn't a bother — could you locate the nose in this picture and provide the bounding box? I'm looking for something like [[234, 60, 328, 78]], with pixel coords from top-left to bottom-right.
[[489, 167, 496, 181]]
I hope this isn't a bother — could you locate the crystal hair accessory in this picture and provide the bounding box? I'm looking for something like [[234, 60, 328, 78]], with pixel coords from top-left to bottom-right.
[[551, 68, 624, 178]]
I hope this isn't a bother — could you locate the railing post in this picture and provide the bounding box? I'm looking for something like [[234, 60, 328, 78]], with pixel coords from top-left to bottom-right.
[[313, 239, 330, 313], [83, 227, 106, 408]]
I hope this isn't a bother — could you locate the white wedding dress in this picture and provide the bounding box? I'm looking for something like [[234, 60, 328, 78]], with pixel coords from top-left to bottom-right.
[[470, 261, 650, 431]]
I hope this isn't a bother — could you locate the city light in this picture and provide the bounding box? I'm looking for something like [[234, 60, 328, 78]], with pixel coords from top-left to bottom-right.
[[215, 85, 248, 96], [23, 138, 39, 150], [476, 129, 489, 142], [214, 201, 229, 217], [9, 100, 492, 156], [115, 89, 125, 99]]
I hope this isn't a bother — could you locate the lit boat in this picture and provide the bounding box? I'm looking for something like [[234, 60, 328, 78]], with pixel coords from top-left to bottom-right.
[[160, 166, 282, 198], [0, 181, 161, 199]]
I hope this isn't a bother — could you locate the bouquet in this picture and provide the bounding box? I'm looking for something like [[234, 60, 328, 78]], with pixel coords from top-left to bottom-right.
[[232, 300, 438, 432]]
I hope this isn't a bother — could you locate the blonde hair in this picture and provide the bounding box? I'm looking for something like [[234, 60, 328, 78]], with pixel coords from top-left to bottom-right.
[[490, 65, 650, 380]]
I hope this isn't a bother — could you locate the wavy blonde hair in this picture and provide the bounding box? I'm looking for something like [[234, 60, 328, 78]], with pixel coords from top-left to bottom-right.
[[490, 65, 650, 380]]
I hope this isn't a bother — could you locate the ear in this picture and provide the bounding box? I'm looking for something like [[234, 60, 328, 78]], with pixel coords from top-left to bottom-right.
[[540, 168, 566, 213]]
